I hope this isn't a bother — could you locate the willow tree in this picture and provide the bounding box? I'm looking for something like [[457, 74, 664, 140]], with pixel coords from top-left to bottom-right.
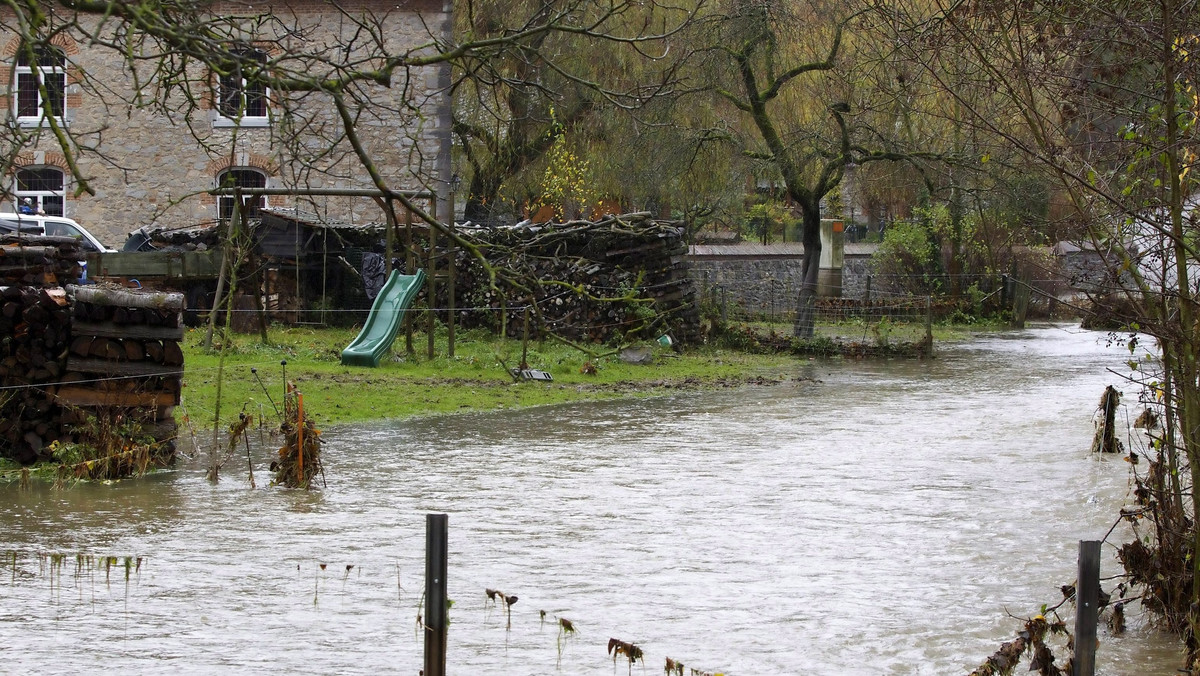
[[451, 0, 702, 223], [888, 0, 1200, 665], [705, 0, 928, 336]]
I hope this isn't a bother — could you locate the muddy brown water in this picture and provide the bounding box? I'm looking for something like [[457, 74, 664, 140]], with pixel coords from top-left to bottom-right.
[[0, 323, 1184, 674]]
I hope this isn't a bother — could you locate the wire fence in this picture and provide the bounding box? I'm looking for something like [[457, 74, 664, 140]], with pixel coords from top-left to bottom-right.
[[696, 279, 937, 333], [695, 272, 1069, 331]]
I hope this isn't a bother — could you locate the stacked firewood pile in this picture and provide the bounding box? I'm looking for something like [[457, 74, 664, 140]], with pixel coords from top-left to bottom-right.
[[0, 284, 73, 463], [58, 285, 183, 466], [0, 234, 84, 285], [444, 213, 701, 345], [0, 232, 181, 467]]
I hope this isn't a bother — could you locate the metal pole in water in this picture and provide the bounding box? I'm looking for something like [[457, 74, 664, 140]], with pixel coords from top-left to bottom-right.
[[1074, 540, 1100, 676], [424, 513, 449, 676]]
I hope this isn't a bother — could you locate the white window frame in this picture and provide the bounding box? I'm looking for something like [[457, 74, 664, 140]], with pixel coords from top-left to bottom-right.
[[214, 48, 270, 128], [216, 168, 268, 222], [14, 166, 65, 217], [13, 43, 67, 128]]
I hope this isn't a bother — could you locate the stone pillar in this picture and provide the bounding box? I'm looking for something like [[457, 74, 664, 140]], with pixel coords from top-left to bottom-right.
[[817, 218, 844, 297]]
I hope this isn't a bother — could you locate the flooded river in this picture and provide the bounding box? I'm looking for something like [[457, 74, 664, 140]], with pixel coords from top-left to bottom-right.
[[0, 324, 1184, 674]]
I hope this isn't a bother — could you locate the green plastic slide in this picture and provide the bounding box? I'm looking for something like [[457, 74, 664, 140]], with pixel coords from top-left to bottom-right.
[[340, 269, 426, 367]]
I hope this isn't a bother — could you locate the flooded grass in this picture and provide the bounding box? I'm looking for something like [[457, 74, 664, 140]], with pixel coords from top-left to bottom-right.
[[180, 325, 806, 428]]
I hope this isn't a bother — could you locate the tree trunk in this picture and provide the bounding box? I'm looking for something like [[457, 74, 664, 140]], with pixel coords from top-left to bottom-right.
[[464, 172, 505, 222], [793, 203, 822, 338]]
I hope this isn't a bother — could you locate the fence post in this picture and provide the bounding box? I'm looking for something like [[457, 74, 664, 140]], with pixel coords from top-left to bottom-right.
[[447, 222, 456, 358], [1074, 540, 1100, 676], [427, 223, 437, 359], [865, 275, 872, 302], [924, 296, 933, 353], [424, 513, 449, 676], [521, 305, 530, 369]]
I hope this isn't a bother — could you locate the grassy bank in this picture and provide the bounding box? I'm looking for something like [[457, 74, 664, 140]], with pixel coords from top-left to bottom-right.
[[180, 325, 807, 430]]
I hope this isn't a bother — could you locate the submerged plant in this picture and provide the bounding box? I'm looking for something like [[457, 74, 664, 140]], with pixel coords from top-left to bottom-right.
[[608, 638, 643, 675], [485, 588, 518, 629], [272, 387, 324, 489], [556, 616, 576, 667]]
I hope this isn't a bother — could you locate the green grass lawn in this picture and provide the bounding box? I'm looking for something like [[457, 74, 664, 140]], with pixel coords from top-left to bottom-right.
[[180, 324, 806, 430]]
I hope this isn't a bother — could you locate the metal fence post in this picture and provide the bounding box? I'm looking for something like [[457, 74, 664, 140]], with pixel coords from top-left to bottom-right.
[[424, 513, 449, 676], [1074, 540, 1100, 676]]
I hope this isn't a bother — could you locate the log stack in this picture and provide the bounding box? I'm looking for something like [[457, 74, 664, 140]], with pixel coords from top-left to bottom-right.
[[59, 285, 183, 463], [447, 213, 702, 345], [0, 234, 84, 286], [0, 232, 182, 466], [0, 284, 73, 463]]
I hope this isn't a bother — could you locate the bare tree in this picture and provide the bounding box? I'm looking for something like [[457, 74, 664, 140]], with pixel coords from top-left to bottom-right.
[[887, 0, 1200, 665]]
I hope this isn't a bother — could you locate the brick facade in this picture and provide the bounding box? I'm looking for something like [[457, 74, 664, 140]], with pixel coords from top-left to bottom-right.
[[1, 1, 446, 248]]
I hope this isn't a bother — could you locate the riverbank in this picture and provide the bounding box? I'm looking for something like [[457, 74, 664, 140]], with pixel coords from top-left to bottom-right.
[[178, 319, 1001, 430], [179, 325, 799, 429]]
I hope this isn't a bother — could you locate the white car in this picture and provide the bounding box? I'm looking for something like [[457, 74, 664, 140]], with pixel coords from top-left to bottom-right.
[[0, 214, 115, 253], [0, 213, 116, 282]]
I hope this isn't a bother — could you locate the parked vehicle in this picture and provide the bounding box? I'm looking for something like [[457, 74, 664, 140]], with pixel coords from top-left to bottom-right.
[[0, 213, 116, 282], [0, 218, 45, 237], [0, 214, 115, 253]]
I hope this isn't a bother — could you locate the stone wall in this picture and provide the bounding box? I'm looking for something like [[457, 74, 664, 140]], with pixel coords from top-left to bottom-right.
[[0, 1, 444, 247], [687, 244, 877, 317]]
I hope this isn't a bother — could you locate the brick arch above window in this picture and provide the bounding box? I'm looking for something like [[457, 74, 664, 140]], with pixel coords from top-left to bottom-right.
[[3, 34, 81, 125], [214, 166, 270, 222], [1, 33, 80, 59], [10, 150, 72, 174], [205, 152, 278, 178]]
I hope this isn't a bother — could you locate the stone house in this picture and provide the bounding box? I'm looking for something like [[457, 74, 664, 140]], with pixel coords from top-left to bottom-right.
[[1, 0, 445, 248]]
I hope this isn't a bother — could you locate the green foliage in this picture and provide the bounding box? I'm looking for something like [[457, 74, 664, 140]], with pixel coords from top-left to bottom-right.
[[743, 200, 798, 244], [47, 413, 158, 481], [871, 317, 893, 347], [871, 218, 938, 294], [789, 334, 840, 356]]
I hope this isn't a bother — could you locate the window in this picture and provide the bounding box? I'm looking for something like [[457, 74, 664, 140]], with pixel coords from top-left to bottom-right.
[[217, 48, 268, 122], [14, 43, 66, 124], [216, 168, 267, 222], [15, 167, 64, 216], [44, 220, 100, 252]]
